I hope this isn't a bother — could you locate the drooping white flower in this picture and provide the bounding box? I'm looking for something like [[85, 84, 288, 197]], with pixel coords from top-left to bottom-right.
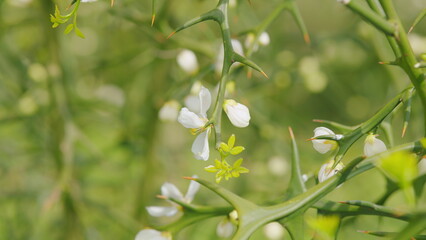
[[177, 49, 199, 74], [258, 32, 270, 46], [178, 86, 212, 160], [311, 127, 342, 154], [223, 99, 250, 128], [318, 160, 345, 182], [215, 39, 244, 74], [216, 218, 235, 238], [364, 134, 387, 157], [146, 176, 200, 218], [135, 229, 171, 240], [158, 100, 180, 122]]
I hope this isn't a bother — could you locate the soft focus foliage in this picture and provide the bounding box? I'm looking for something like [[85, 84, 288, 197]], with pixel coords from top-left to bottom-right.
[[0, 0, 425, 239]]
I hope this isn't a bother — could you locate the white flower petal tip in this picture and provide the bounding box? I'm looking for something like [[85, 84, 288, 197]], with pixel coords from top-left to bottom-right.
[[223, 99, 251, 128], [161, 183, 184, 200], [185, 176, 200, 202], [217, 219, 235, 238], [364, 134, 387, 157], [311, 127, 339, 154], [177, 49, 198, 74], [318, 160, 345, 183], [192, 129, 210, 161], [159, 100, 180, 122], [135, 229, 171, 240], [177, 108, 206, 129]]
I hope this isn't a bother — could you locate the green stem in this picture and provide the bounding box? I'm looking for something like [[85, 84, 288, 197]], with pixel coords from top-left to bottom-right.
[[378, 0, 426, 135]]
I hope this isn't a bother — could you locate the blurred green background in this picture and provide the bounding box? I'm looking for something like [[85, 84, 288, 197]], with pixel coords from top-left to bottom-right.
[[0, 0, 425, 239]]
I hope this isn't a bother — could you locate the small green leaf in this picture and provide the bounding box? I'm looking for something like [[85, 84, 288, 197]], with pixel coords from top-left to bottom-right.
[[74, 26, 85, 39], [230, 146, 245, 155], [64, 24, 74, 34], [379, 151, 418, 188], [227, 134, 235, 149], [220, 142, 230, 153]]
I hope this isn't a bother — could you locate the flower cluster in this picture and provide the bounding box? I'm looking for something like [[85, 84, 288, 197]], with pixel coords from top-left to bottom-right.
[[177, 85, 250, 161], [204, 134, 249, 183]]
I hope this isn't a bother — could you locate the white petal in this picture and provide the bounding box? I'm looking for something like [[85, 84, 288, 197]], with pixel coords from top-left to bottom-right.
[[231, 39, 244, 56], [198, 86, 211, 117], [318, 161, 344, 182], [258, 32, 270, 46], [215, 39, 244, 74], [184, 95, 200, 113], [314, 127, 335, 137], [146, 206, 178, 217], [364, 135, 387, 157], [177, 108, 205, 129], [216, 218, 235, 238], [191, 129, 210, 161], [158, 100, 180, 122], [312, 127, 337, 154], [135, 229, 169, 240], [184, 175, 200, 203], [224, 99, 250, 128], [161, 183, 184, 200], [177, 49, 198, 74]]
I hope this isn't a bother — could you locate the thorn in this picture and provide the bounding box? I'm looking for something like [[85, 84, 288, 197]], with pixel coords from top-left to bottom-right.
[[378, 61, 385, 65], [183, 176, 196, 180], [304, 33, 311, 45], [288, 127, 295, 139], [402, 123, 408, 137], [156, 195, 167, 199], [312, 119, 324, 123], [151, 14, 156, 26], [338, 201, 348, 204], [260, 71, 269, 79], [357, 230, 370, 234], [167, 31, 176, 39], [306, 137, 315, 141], [408, 25, 414, 33], [247, 69, 252, 79]]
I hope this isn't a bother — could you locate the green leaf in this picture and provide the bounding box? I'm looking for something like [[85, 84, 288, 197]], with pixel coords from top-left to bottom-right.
[[74, 26, 85, 39], [378, 151, 418, 188], [64, 24, 74, 34], [227, 134, 235, 149], [230, 146, 244, 155]]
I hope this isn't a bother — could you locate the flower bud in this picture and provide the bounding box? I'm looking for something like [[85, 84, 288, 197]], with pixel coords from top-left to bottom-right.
[[311, 127, 341, 154], [318, 160, 344, 182], [223, 99, 250, 128]]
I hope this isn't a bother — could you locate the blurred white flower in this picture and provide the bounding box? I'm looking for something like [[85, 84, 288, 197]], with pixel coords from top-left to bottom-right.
[[177, 49, 199, 74], [159, 100, 181, 122], [216, 218, 235, 238], [223, 99, 250, 128], [419, 157, 426, 176], [82, 0, 97, 2], [364, 134, 387, 157], [267, 156, 289, 176], [318, 160, 344, 182], [408, 33, 426, 56], [216, 39, 244, 74], [311, 127, 342, 154], [263, 222, 285, 240], [229, 0, 237, 8], [178, 86, 212, 160], [135, 229, 171, 240], [146, 176, 200, 217], [245, 32, 270, 52]]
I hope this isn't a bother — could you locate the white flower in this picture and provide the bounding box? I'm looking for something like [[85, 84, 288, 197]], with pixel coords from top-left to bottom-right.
[[81, 0, 97, 2], [216, 39, 244, 74], [216, 218, 235, 238], [263, 222, 285, 240], [135, 229, 171, 240], [177, 49, 199, 74], [318, 160, 344, 182], [223, 99, 250, 128], [146, 176, 200, 217], [178, 86, 212, 160], [364, 134, 387, 157], [245, 32, 270, 52], [311, 127, 342, 154], [159, 100, 180, 122]]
